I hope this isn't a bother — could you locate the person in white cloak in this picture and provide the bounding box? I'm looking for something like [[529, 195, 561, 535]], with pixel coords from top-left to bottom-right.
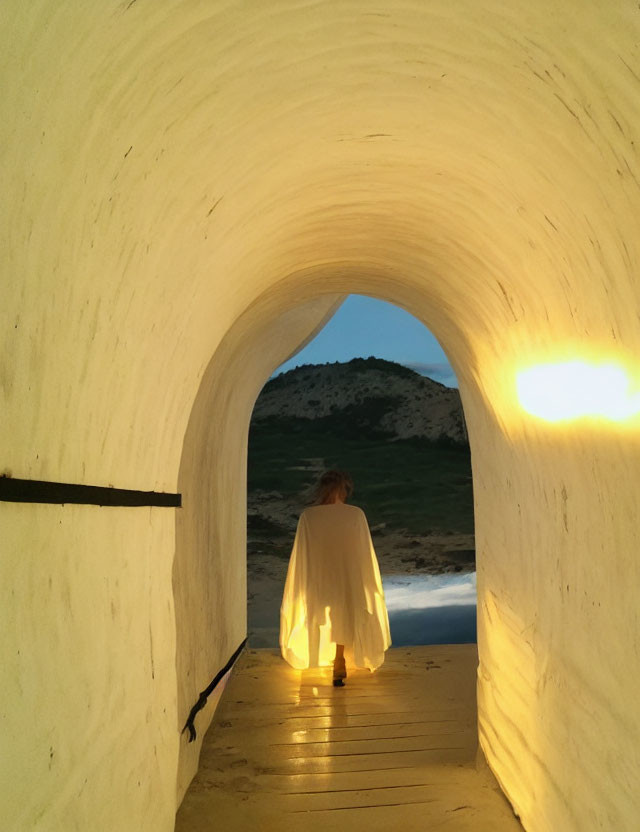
[[279, 470, 391, 686]]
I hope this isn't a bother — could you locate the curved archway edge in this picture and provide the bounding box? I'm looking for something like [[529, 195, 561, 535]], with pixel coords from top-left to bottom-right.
[[175, 269, 640, 830]]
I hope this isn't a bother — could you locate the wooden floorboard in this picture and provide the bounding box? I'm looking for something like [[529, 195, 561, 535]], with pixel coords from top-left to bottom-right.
[[175, 645, 523, 831]]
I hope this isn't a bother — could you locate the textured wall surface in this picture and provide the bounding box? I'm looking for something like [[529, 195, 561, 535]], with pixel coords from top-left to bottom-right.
[[1, 504, 178, 831], [1, 1, 640, 829]]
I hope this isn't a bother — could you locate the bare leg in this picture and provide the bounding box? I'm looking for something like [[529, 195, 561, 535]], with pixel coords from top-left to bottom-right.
[[333, 643, 346, 686]]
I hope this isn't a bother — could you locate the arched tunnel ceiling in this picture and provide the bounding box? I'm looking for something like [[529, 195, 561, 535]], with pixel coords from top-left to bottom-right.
[[3, 4, 640, 831], [2, 0, 640, 489]]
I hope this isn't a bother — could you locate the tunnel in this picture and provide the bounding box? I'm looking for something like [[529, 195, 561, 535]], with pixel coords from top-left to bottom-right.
[[2, 1, 640, 830]]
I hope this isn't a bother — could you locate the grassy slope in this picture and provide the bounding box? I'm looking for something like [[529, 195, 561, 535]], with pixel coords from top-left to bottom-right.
[[248, 418, 474, 535]]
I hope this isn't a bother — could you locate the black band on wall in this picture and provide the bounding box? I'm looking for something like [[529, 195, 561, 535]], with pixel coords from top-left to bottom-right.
[[0, 476, 181, 507]]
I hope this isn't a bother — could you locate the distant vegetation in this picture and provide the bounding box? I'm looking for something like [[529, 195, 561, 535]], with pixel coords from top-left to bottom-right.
[[264, 356, 418, 392], [248, 420, 474, 534]]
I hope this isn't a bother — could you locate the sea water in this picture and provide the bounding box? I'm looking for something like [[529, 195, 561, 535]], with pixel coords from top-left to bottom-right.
[[382, 572, 477, 646]]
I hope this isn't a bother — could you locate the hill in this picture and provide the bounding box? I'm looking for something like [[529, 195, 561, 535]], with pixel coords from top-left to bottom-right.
[[253, 357, 467, 443]]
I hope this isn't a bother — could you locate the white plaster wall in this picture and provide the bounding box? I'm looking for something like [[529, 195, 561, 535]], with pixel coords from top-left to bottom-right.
[[1, 1, 640, 829], [1, 504, 178, 831], [475, 426, 640, 828]]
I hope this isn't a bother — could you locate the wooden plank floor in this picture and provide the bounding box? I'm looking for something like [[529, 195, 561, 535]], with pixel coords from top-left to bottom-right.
[[175, 645, 522, 831]]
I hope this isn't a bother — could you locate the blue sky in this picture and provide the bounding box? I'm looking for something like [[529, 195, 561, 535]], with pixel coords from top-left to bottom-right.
[[274, 294, 458, 387]]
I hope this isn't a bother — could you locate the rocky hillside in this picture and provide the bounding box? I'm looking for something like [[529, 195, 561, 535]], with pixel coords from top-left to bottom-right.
[[253, 357, 468, 444]]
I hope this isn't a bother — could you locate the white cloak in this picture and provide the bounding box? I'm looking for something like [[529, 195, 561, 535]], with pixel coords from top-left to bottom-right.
[[279, 503, 391, 671]]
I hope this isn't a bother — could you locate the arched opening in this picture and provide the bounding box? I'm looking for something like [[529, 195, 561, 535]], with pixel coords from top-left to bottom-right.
[[245, 294, 477, 656], [173, 269, 487, 805]]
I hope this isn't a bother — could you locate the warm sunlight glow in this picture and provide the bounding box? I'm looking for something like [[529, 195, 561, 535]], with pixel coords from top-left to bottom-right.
[[516, 361, 640, 422]]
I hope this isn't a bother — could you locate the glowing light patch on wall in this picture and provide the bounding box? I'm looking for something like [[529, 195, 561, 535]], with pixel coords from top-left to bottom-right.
[[517, 361, 640, 422]]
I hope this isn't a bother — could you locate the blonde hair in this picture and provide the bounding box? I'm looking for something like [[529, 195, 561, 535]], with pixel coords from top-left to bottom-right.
[[311, 470, 354, 505]]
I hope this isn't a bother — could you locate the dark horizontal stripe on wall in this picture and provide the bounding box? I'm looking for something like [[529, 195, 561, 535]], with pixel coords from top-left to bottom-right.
[[0, 476, 181, 507]]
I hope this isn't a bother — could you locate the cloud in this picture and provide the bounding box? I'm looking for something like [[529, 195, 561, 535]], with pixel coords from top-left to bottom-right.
[[403, 361, 458, 386]]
